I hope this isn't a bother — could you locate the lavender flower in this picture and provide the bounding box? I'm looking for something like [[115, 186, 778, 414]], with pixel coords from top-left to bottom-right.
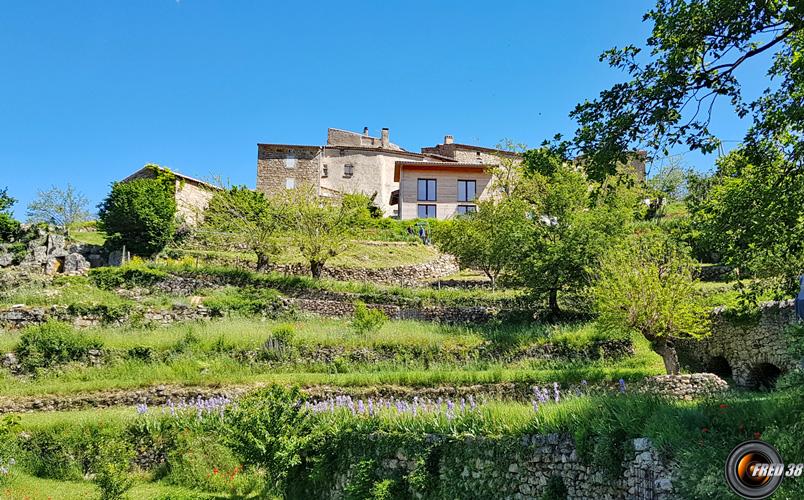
[[136, 403, 148, 415], [619, 378, 627, 394], [553, 382, 560, 403], [532, 400, 539, 413]]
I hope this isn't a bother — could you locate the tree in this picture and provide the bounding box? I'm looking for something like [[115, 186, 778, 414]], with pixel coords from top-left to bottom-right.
[[204, 186, 279, 271], [276, 185, 359, 278], [594, 230, 710, 374], [569, 1, 804, 178], [0, 188, 20, 242], [26, 183, 90, 236], [432, 198, 529, 289], [515, 162, 635, 315], [488, 139, 528, 198], [689, 139, 804, 296], [648, 156, 689, 202], [98, 178, 176, 256]]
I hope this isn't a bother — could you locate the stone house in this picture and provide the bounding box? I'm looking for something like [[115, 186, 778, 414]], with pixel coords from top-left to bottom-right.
[[256, 129, 519, 218], [122, 166, 218, 226]]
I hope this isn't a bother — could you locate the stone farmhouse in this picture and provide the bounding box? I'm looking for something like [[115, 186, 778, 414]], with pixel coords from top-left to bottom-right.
[[256, 127, 518, 220], [122, 165, 219, 226]]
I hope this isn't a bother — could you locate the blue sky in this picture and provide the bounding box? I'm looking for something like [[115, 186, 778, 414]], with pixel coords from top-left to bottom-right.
[[0, 1, 766, 218]]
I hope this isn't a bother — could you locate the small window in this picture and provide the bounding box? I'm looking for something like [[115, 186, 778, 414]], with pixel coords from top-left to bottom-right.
[[285, 178, 295, 189], [417, 204, 437, 219], [457, 180, 476, 202], [285, 155, 296, 169], [322, 164, 328, 178], [344, 164, 354, 178], [456, 205, 476, 216], [417, 179, 437, 201]]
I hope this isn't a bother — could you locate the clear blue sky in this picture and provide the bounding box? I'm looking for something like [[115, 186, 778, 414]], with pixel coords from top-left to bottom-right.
[[0, 1, 765, 218]]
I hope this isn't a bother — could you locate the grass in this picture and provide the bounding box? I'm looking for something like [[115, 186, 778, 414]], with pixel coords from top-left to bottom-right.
[[169, 239, 439, 269], [2, 473, 221, 499]]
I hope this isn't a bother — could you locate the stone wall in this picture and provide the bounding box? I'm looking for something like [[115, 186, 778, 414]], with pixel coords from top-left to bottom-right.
[[256, 144, 321, 196], [0, 304, 216, 330], [675, 300, 803, 387], [636, 374, 728, 400], [326, 434, 676, 500]]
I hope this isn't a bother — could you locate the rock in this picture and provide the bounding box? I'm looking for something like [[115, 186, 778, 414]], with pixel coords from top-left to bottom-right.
[[633, 438, 651, 452], [508, 463, 519, 473], [0, 252, 12, 267], [64, 253, 90, 274]]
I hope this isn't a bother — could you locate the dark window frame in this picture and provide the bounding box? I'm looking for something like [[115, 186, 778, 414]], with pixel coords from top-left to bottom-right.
[[456, 204, 476, 215], [417, 204, 437, 219], [417, 178, 437, 201], [457, 179, 477, 202], [343, 164, 354, 178]]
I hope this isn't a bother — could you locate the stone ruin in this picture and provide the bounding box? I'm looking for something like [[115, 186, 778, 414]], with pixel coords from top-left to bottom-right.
[[0, 229, 100, 276]]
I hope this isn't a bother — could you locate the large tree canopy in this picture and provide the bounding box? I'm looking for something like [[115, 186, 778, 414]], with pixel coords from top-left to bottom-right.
[[570, 0, 804, 178]]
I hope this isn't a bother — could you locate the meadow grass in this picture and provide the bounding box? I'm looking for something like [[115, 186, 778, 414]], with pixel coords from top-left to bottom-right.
[[3, 473, 222, 500]]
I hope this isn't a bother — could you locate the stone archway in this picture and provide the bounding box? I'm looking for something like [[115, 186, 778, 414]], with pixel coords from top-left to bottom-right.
[[747, 362, 783, 390], [706, 356, 733, 379]]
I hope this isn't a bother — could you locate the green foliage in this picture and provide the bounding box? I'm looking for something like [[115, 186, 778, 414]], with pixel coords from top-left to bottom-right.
[[432, 197, 529, 288], [202, 286, 283, 316], [351, 301, 388, 337], [271, 324, 296, 345], [540, 476, 568, 500], [224, 385, 323, 495], [688, 141, 804, 297], [0, 187, 21, 242], [568, 0, 804, 178], [595, 229, 709, 374], [204, 186, 279, 271], [15, 321, 103, 372], [515, 162, 635, 314], [98, 175, 177, 256], [88, 262, 168, 289], [26, 183, 90, 235], [164, 433, 254, 494], [276, 185, 362, 278], [92, 439, 135, 500]]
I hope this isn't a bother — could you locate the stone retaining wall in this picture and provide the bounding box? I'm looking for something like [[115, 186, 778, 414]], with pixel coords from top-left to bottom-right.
[[327, 434, 676, 500], [675, 300, 803, 387], [636, 373, 728, 400], [0, 304, 216, 330]]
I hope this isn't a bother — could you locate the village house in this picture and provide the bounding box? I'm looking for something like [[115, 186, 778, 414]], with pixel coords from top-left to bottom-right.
[[121, 165, 218, 226], [256, 128, 520, 219]]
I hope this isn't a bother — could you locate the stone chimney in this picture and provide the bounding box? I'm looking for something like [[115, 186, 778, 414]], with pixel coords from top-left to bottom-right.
[[363, 127, 369, 136], [444, 135, 454, 145], [381, 128, 389, 148]]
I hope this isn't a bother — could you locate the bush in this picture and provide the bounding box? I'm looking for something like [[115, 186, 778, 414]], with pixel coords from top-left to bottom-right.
[[88, 263, 168, 290], [165, 433, 259, 494], [202, 286, 283, 316], [98, 175, 177, 256], [92, 439, 135, 500], [15, 321, 103, 372], [0, 187, 20, 243], [224, 385, 323, 495], [351, 301, 387, 336]]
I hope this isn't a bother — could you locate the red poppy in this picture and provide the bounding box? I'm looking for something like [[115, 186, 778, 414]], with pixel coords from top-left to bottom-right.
[[213, 467, 219, 474], [754, 432, 762, 440], [702, 427, 709, 433], [719, 404, 728, 409]]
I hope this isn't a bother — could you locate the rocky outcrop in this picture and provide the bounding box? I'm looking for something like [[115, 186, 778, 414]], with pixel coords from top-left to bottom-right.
[[0, 304, 218, 330]]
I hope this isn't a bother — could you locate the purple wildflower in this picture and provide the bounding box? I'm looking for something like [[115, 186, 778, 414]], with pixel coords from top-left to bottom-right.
[[619, 378, 626, 394]]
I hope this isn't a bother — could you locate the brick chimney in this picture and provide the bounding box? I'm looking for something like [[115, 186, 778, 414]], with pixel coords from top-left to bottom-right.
[[363, 127, 369, 136], [444, 135, 454, 145], [381, 128, 389, 148]]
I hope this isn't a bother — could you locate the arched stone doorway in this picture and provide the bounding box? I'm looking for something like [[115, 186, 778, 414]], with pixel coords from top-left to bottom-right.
[[706, 356, 733, 379], [747, 362, 783, 390]]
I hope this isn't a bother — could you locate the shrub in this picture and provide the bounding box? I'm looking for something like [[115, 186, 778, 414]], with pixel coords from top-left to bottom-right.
[[165, 433, 257, 494], [0, 187, 21, 243], [98, 174, 177, 256], [224, 385, 323, 495], [271, 324, 296, 345], [88, 263, 168, 290], [351, 301, 387, 337], [92, 439, 135, 500], [15, 321, 103, 372], [202, 286, 283, 316]]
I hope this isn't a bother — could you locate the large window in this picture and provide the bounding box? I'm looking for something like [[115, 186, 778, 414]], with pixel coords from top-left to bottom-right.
[[417, 179, 437, 201], [417, 204, 436, 219], [456, 205, 476, 216], [457, 180, 477, 202]]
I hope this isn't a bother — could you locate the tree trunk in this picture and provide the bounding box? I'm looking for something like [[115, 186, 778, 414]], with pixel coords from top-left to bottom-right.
[[256, 252, 270, 272], [310, 260, 324, 279], [548, 288, 560, 316], [652, 337, 680, 375]]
